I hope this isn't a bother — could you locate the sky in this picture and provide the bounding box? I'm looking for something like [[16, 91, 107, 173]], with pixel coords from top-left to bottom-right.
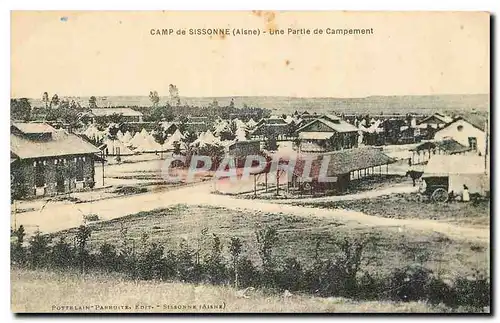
[[11, 11, 490, 98]]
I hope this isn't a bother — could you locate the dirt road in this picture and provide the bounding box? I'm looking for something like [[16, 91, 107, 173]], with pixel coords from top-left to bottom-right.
[[12, 181, 489, 244]]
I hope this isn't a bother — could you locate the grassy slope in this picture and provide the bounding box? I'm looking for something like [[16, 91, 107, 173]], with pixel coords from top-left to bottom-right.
[[52, 205, 489, 280], [11, 268, 449, 313]]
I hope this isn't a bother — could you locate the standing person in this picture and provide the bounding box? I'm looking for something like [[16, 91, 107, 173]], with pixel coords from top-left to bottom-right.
[[462, 184, 470, 202]]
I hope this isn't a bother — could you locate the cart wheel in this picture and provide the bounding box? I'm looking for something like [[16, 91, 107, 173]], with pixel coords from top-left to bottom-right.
[[431, 188, 448, 203], [303, 183, 312, 191]]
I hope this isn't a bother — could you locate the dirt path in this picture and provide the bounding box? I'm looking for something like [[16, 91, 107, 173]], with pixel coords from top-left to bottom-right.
[[266, 184, 419, 204], [12, 181, 489, 244]]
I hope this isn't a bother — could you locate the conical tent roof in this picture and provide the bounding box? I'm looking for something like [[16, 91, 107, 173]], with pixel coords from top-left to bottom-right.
[[246, 118, 257, 128], [235, 128, 247, 141], [169, 129, 185, 142], [140, 128, 149, 137], [129, 132, 146, 148], [116, 130, 124, 140], [121, 131, 132, 143], [135, 134, 164, 152]]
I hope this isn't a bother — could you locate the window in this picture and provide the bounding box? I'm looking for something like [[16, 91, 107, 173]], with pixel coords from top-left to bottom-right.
[[468, 137, 478, 151], [35, 161, 45, 187]]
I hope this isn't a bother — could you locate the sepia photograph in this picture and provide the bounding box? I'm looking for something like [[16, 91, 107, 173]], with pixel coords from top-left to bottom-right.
[[9, 10, 490, 314]]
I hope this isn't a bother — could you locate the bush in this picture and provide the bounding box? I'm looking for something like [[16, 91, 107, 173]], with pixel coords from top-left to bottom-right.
[[237, 257, 261, 288], [276, 257, 303, 292], [50, 237, 75, 268], [137, 243, 165, 280], [27, 230, 51, 268], [11, 225, 26, 265], [96, 243, 119, 271], [388, 264, 432, 302], [205, 234, 228, 285], [357, 272, 386, 300], [454, 272, 490, 309]]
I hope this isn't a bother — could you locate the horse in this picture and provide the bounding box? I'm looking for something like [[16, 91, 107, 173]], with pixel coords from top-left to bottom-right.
[[406, 170, 424, 187]]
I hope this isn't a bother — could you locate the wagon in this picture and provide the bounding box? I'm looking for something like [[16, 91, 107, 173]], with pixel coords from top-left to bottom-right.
[[419, 176, 449, 202]]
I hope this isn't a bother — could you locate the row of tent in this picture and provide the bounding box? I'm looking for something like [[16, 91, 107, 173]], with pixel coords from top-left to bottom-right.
[[83, 124, 249, 155]]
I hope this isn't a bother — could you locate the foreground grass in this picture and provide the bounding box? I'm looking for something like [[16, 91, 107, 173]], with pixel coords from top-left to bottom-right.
[[52, 205, 489, 280], [11, 268, 455, 313]]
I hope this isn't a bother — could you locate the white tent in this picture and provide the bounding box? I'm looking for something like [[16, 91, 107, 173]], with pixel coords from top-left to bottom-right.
[[135, 134, 164, 152], [84, 124, 104, 141], [121, 130, 133, 144], [129, 132, 147, 148], [140, 128, 149, 137], [246, 118, 258, 128], [233, 118, 246, 129], [103, 138, 135, 156], [116, 130, 124, 141], [284, 115, 295, 124], [169, 129, 185, 142], [235, 128, 248, 141], [203, 130, 219, 145]]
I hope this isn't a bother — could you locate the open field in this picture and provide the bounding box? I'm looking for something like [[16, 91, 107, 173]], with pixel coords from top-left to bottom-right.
[[292, 193, 490, 228], [52, 204, 489, 280], [12, 268, 459, 313]]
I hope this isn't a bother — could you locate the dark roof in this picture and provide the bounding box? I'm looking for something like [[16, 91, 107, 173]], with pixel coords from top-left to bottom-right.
[[11, 123, 100, 159], [293, 147, 395, 178], [296, 115, 359, 134], [411, 139, 471, 154]]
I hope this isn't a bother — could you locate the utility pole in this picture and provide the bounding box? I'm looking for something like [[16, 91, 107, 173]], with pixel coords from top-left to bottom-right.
[[101, 151, 105, 186]]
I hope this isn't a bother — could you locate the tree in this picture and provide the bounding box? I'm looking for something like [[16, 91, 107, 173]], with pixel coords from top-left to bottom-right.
[[255, 227, 279, 286], [10, 98, 31, 122], [229, 237, 243, 288], [152, 123, 167, 157], [169, 84, 180, 106], [42, 92, 50, 108], [51, 94, 60, 108], [76, 225, 92, 274], [209, 99, 219, 109], [89, 96, 98, 108], [149, 91, 160, 107]]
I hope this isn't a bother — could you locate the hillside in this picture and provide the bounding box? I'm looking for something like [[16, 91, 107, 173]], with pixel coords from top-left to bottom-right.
[[24, 94, 489, 115]]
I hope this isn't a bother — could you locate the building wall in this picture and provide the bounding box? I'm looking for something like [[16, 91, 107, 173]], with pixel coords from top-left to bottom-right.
[[12, 154, 95, 199], [434, 120, 486, 156], [229, 141, 261, 158]]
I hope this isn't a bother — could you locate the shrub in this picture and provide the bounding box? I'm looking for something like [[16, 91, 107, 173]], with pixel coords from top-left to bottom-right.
[[276, 257, 303, 292], [388, 264, 432, 302], [96, 243, 119, 271], [357, 272, 386, 300], [11, 225, 26, 265], [205, 234, 227, 285], [454, 272, 490, 309], [255, 227, 279, 286], [137, 243, 165, 280], [426, 276, 456, 307], [50, 237, 75, 268], [237, 257, 261, 288], [27, 230, 51, 268]]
